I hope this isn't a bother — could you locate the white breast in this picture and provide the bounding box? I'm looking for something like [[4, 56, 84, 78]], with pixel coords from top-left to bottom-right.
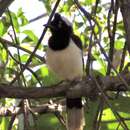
[[46, 39, 83, 80]]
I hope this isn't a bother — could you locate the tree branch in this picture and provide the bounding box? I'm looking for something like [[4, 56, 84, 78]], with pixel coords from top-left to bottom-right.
[[0, 0, 14, 16], [119, 0, 130, 53], [0, 72, 129, 99], [29, 13, 48, 23], [0, 103, 62, 116]]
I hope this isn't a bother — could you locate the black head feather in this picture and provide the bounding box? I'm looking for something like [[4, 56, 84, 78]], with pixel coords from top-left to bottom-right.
[[49, 13, 72, 36], [48, 13, 73, 50], [48, 13, 82, 51]]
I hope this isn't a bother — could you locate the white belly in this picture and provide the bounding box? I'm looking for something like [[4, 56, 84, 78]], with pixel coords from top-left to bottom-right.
[[46, 40, 83, 80]]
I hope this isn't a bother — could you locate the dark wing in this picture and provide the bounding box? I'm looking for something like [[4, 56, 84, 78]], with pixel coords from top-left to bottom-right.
[[71, 34, 83, 50]]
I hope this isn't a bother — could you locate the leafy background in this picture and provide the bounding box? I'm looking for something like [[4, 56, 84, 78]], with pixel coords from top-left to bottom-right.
[[0, 0, 129, 130]]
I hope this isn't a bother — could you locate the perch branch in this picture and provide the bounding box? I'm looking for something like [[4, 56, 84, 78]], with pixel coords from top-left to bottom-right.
[[0, 72, 129, 99]]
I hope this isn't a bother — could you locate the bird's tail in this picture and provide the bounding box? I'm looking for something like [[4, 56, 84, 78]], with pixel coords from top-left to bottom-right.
[[66, 98, 85, 130]]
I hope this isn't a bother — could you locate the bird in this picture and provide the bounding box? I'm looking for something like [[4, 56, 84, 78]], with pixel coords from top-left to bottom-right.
[[46, 13, 85, 130]]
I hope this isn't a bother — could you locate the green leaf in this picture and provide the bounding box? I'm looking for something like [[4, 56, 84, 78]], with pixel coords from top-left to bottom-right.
[[103, 37, 109, 43], [68, 0, 73, 7], [17, 8, 28, 26], [20, 54, 29, 63], [94, 25, 99, 34], [115, 40, 124, 50], [1, 17, 10, 34], [36, 66, 60, 86], [62, 4, 69, 12], [36, 114, 65, 130], [11, 12, 20, 33], [96, 6, 102, 13], [22, 30, 38, 43], [1, 48, 7, 63], [32, 57, 41, 66], [22, 36, 33, 43], [62, 0, 73, 13], [5, 11, 20, 32], [93, 53, 107, 75], [85, 0, 96, 5], [75, 22, 84, 29], [20, 15, 28, 26], [84, 100, 99, 130], [0, 21, 4, 36], [1, 117, 9, 130], [17, 8, 24, 17], [117, 21, 124, 31]]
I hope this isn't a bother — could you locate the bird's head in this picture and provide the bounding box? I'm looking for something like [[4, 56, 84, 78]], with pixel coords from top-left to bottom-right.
[[45, 13, 73, 36]]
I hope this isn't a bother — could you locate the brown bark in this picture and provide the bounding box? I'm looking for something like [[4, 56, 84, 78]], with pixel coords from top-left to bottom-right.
[[0, 72, 129, 99], [119, 0, 130, 53], [0, 103, 62, 116], [0, 0, 14, 16]]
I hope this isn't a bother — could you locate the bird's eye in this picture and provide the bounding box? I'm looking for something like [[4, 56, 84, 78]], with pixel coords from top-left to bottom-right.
[[58, 21, 62, 28]]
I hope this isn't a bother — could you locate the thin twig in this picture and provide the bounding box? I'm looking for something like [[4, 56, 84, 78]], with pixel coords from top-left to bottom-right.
[[0, 37, 44, 62], [87, 0, 100, 75], [8, 100, 23, 130], [107, 0, 119, 75], [7, 8, 27, 87], [29, 13, 48, 23], [54, 111, 66, 127], [119, 41, 127, 72], [93, 97, 104, 130], [23, 100, 30, 130], [0, 103, 63, 116]]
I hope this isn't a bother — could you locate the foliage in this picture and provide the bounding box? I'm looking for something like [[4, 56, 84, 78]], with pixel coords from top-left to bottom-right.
[[0, 0, 129, 130]]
